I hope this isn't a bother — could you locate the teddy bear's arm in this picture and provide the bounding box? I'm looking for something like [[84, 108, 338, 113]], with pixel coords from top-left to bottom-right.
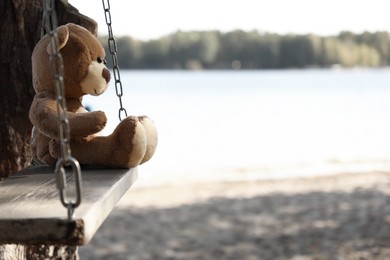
[[30, 94, 107, 139], [67, 110, 107, 137]]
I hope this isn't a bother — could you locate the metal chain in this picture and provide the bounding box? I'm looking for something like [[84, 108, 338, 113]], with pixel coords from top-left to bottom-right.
[[102, 0, 128, 121], [42, 0, 82, 220]]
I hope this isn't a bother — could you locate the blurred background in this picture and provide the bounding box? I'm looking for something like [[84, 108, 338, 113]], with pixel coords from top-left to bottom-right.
[[69, 0, 390, 259]]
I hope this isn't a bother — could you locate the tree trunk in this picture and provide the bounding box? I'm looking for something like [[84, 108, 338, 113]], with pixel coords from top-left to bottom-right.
[[0, 0, 97, 180], [0, 0, 97, 258], [0, 244, 79, 259]]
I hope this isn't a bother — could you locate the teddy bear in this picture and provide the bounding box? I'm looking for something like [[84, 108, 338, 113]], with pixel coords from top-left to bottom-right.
[[29, 23, 157, 168]]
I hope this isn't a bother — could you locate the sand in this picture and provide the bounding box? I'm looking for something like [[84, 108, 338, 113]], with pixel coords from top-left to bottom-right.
[[79, 171, 390, 259]]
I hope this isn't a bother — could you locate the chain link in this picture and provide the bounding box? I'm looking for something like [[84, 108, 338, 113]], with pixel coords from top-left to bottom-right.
[[102, 0, 128, 121], [42, 0, 82, 220]]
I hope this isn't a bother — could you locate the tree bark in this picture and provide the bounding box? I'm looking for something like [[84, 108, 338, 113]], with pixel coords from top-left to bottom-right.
[[0, 0, 97, 258]]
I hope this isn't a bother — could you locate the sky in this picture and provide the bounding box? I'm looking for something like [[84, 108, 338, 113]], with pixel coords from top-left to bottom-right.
[[68, 0, 390, 40]]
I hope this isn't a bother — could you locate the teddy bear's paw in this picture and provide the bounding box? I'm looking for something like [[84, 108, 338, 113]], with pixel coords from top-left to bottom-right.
[[82, 110, 107, 134], [138, 116, 158, 164], [113, 116, 147, 168], [93, 110, 108, 131]]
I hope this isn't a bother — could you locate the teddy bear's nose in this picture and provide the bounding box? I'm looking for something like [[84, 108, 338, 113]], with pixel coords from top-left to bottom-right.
[[102, 68, 111, 83]]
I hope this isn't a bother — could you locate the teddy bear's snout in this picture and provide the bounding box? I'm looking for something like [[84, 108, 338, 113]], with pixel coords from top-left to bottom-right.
[[102, 68, 111, 83]]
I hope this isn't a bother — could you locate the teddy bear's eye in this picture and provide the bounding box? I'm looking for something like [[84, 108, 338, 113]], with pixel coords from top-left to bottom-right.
[[97, 57, 107, 65]]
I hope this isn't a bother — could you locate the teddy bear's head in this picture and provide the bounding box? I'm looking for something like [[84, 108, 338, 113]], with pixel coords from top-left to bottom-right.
[[32, 23, 110, 98]]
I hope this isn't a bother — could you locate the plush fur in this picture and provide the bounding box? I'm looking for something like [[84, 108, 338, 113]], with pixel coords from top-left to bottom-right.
[[29, 23, 157, 168]]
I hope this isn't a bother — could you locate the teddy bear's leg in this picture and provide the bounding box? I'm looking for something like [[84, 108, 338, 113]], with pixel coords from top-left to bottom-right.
[[112, 116, 148, 167], [65, 116, 148, 168], [138, 116, 158, 164], [32, 133, 57, 165]]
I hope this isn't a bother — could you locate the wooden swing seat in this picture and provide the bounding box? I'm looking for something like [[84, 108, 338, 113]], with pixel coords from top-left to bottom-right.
[[0, 165, 137, 245]]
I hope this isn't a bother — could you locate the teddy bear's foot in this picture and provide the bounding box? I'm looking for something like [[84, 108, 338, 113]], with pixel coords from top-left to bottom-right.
[[113, 116, 147, 168], [138, 116, 158, 164]]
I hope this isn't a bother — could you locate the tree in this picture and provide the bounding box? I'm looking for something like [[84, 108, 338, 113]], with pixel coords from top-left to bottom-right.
[[0, 0, 96, 258], [142, 38, 170, 68], [0, 0, 96, 180]]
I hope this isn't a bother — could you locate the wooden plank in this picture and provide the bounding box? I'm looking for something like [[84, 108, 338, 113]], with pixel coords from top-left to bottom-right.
[[0, 165, 137, 245]]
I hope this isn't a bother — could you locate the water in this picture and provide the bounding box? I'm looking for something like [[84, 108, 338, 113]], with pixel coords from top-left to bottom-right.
[[83, 69, 390, 186]]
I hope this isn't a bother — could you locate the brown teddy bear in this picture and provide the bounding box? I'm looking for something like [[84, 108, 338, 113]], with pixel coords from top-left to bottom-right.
[[29, 23, 157, 168]]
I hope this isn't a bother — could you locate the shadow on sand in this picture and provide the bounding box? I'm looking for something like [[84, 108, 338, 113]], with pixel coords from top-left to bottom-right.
[[80, 185, 390, 260]]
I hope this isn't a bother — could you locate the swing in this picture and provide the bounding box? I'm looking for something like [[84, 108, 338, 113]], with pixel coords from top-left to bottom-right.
[[0, 0, 136, 245]]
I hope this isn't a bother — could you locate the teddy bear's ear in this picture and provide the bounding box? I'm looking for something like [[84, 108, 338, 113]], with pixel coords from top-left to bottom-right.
[[46, 25, 70, 54]]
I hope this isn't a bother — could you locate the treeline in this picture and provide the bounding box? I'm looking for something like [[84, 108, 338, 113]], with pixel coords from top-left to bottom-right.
[[99, 30, 390, 69]]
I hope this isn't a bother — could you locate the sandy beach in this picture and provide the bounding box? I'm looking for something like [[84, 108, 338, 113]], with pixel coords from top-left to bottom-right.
[[77, 170, 390, 259]]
